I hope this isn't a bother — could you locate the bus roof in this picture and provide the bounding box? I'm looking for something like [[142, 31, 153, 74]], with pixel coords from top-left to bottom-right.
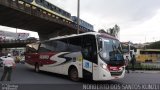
[[49, 32, 118, 41]]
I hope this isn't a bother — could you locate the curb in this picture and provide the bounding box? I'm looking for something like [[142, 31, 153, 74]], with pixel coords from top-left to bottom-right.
[[126, 70, 160, 74]]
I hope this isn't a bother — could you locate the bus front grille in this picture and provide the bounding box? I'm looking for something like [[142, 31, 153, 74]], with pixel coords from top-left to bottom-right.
[[110, 71, 123, 76]]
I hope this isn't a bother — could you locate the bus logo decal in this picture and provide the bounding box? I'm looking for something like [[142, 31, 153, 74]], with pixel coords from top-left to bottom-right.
[[39, 55, 49, 60], [85, 62, 89, 68]]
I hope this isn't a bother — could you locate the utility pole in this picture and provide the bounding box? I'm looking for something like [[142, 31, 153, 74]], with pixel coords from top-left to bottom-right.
[[77, 0, 80, 34]]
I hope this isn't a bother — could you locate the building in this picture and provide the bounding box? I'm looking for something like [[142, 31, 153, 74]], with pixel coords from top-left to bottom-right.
[[0, 30, 30, 57], [0, 30, 29, 40]]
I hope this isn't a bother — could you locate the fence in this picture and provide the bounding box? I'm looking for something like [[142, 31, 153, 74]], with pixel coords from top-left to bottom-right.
[[128, 62, 160, 70]]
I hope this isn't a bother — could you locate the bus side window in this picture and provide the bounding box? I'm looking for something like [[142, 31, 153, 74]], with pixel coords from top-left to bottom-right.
[[38, 42, 53, 53], [67, 36, 82, 52], [54, 39, 68, 52]]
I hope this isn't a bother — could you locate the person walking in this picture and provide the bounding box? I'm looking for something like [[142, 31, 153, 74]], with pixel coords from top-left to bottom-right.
[[131, 55, 136, 71], [125, 56, 130, 73], [1, 53, 16, 81]]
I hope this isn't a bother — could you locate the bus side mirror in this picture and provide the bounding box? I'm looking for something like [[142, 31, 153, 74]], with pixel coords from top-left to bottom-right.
[[98, 48, 102, 54], [98, 39, 102, 49], [98, 40, 102, 54]]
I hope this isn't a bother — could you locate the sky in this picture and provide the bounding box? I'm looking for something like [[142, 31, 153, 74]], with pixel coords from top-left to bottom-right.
[[1, 0, 160, 43]]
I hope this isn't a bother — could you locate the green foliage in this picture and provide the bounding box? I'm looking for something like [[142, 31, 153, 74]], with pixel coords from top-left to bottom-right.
[[146, 41, 160, 49]]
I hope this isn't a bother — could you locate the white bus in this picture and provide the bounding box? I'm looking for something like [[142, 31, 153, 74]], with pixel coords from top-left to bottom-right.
[[25, 32, 125, 81]]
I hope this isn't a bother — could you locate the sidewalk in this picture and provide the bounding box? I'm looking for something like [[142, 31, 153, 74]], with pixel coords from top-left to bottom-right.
[[126, 70, 160, 74]]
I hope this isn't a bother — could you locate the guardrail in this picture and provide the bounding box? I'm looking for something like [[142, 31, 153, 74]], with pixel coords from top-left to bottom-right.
[[128, 62, 160, 70], [141, 63, 160, 69], [0, 39, 37, 44]]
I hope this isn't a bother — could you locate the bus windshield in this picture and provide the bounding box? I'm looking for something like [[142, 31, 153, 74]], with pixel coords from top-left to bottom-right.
[[99, 37, 124, 62]]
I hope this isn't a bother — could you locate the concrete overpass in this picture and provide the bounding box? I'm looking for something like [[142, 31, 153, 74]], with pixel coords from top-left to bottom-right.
[[0, 39, 37, 48], [0, 0, 86, 41]]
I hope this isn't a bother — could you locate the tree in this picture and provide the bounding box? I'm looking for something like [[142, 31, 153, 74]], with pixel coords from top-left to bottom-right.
[[146, 41, 160, 49], [98, 29, 107, 34], [98, 24, 120, 39], [107, 24, 120, 39]]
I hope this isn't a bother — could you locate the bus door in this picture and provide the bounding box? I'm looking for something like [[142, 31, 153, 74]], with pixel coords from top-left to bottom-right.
[[82, 35, 98, 80]]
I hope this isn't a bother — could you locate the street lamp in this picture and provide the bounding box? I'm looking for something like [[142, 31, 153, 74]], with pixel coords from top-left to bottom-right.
[[77, 0, 80, 34]]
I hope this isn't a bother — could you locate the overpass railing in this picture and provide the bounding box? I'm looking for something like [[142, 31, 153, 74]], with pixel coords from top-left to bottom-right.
[[0, 39, 37, 44]]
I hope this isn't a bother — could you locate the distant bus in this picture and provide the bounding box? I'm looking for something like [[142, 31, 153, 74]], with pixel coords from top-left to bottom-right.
[[25, 32, 125, 81], [136, 49, 160, 63]]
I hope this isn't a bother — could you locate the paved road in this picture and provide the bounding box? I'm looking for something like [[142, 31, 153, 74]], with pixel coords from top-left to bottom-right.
[[0, 64, 160, 90]]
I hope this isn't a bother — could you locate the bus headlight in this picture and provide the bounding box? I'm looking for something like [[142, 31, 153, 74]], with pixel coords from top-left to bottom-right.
[[102, 65, 107, 69], [101, 63, 107, 69]]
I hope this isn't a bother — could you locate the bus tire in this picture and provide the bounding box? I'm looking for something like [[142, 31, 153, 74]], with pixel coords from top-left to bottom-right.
[[35, 63, 40, 73], [68, 67, 79, 81]]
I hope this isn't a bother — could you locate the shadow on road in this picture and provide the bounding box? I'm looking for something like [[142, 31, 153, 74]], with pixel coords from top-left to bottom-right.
[[28, 69, 122, 84]]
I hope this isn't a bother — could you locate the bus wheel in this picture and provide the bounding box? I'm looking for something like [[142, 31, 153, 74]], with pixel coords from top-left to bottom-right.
[[35, 64, 40, 73], [69, 67, 79, 81]]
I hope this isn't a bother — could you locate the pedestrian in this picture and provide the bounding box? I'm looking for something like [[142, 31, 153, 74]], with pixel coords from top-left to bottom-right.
[[1, 53, 16, 81], [131, 55, 136, 71], [125, 56, 130, 73]]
